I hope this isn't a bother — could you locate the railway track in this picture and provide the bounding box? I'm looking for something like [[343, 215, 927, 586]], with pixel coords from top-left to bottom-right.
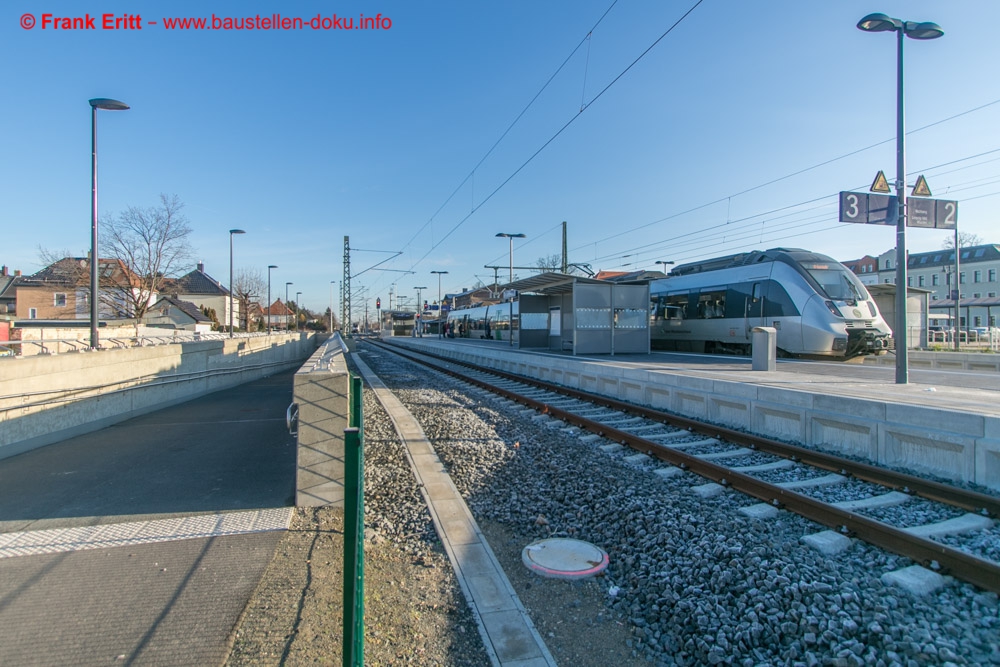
[[368, 339, 1000, 595]]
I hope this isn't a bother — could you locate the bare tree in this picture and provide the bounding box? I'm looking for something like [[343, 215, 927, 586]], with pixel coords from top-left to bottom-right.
[[232, 267, 266, 331], [942, 231, 982, 250], [535, 254, 562, 272], [100, 194, 195, 327]]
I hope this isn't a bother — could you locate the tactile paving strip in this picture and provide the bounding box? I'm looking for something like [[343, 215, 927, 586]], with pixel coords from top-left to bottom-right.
[[0, 508, 293, 558]]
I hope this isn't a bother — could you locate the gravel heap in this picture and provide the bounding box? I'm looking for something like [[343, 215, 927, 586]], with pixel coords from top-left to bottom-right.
[[357, 345, 1000, 666]]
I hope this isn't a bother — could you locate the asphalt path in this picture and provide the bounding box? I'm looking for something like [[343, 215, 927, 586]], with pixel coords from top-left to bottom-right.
[[0, 369, 299, 666], [0, 369, 298, 533]]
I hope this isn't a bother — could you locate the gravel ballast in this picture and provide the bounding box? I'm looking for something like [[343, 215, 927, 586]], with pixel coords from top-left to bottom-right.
[[231, 343, 1000, 666]]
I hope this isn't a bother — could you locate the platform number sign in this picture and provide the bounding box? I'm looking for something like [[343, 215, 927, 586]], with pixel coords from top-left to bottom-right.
[[839, 191, 957, 229]]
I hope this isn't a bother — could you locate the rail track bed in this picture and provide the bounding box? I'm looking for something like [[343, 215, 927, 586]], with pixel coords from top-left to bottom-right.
[[360, 340, 1000, 666]]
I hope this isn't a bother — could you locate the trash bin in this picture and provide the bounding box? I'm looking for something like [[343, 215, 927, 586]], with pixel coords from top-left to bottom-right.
[[751, 327, 776, 371]]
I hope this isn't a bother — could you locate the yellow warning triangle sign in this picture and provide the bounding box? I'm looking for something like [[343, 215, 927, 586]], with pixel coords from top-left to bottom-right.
[[912, 175, 932, 197], [870, 170, 891, 193]]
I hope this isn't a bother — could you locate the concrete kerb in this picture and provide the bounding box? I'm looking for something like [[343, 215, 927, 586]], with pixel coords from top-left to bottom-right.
[[349, 352, 557, 667]]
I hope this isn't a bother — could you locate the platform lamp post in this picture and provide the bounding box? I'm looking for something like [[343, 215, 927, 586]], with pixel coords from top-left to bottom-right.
[[496, 232, 525, 347], [413, 286, 427, 336], [330, 280, 337, 332], [655, 260, 674, 272], [857, 13, 943, 384], [285, 282, 293, 331], [295, 291, 302, 332], [430, 271, 448, 337], [228, 229, 245, 337], [89, 98, 130, 350], [267, 265, 278, 334]]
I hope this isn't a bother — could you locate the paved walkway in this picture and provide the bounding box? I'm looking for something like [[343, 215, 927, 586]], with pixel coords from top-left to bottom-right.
[[0, 371, 297, 666], [353, 354, 558, 667]]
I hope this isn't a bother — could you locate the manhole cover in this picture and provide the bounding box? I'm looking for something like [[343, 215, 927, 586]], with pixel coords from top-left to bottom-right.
[[522, 538, 609, 580]]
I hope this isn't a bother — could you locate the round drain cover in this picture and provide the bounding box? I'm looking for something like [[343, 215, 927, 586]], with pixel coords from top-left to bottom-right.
[[522, 538, 609, 580]]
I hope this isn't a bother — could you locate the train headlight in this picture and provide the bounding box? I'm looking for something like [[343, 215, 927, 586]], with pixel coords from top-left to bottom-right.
[[825, 300, 842, 317], [833, 337, 848, 351], [867, 301, 877, 317]]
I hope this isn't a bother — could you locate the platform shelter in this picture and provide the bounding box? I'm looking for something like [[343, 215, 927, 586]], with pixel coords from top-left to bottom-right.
[[507, 272, 649, 355]]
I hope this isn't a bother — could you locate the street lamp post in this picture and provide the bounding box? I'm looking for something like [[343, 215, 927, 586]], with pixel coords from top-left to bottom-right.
[[228, 229, 245, 337], [267, 265, 278, 334], [857, 12, 944, 384], [430, 271, 448, 337], [496, 232, 525, 347], [295, 291, 302, 332], [413, 286, 427, 336], [330, 280, 337, 333], [88, 98, 130, 350], [655, 260, 674, 272], [285, 282, 293, 331]]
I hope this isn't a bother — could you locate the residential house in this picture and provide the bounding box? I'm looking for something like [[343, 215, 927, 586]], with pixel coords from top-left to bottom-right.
[[142, 296, 213, 332], [0, 266, 24, 316], [264, 299, 293, 330], [161, 262, 233, 330], [842, 255, 879, 285], [15, 257, 143, 321]]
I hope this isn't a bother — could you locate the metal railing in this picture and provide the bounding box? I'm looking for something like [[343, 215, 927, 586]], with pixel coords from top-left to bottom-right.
[[0, 330, 299, 357]]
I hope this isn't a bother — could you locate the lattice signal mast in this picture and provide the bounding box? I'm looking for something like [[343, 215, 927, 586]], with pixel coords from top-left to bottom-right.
[[342, 236, 351, 334]]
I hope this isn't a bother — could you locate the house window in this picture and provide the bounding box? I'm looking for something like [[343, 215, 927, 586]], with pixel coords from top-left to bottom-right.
[[29, 308, 38, 319], [960, 272, 966, 284], [989, 269, 997, 282], [974, 270, 982, 283], [918, 275, 925, 287], [932, 274, 939, 286], [885, 260, 891, 269], [53, 292, 67, 307]]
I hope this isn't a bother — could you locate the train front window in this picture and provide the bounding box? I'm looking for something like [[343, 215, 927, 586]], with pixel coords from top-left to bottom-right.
[[802, 264, 868, 302]]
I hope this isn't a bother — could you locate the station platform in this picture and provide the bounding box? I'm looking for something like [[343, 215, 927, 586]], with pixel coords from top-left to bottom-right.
[[378, 336, 1000, 491]]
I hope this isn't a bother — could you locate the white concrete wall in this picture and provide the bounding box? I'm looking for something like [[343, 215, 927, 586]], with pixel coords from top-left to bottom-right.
[[0, 333, 318, 459], [292, 337, 351, 507], [387, 338, 1000, 491]]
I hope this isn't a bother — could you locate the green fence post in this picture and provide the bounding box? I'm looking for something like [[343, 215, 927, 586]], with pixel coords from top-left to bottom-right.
[[342, 374, 365, 667]]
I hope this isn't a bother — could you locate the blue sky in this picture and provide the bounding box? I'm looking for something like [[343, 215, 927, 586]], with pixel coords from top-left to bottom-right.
[[4, 1, 999, 319]]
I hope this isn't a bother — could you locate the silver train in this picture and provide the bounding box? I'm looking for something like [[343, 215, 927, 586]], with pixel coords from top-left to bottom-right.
[[650, 248, 892, 358], [446, 302, 518, 342]]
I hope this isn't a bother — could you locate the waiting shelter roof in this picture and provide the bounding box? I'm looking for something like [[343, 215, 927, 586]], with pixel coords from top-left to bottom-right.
[[503, 272, 609, 296]]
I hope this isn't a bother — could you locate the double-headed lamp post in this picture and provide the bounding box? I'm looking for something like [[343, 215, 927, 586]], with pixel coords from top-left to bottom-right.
[[430, 271, 448, 337], [285, 282, 293, 331], [267, 265, 278, 334], [857, 13, 943, 384], [655, 260, 674, 272], [228, 229, 245, 337], [496, 232, 526, 347], [89, 98, 130, 350]]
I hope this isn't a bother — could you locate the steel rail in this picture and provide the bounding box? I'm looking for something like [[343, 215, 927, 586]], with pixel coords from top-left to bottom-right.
[[370, 340, 1000, 594]]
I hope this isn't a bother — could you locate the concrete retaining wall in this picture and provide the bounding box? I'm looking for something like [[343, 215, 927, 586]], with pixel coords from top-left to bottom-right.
[[292, 337, 351, 507], [387, 338, 1000, 491], [0, 333, 318, 459]]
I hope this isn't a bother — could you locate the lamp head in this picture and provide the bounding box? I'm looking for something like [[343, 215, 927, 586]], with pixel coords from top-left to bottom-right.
[[269, 265, 278, 269], [230, 229, 246, 235], [89, 98, 130, 111], [904, 21, 944, 40], [857, 13, 901, 32]]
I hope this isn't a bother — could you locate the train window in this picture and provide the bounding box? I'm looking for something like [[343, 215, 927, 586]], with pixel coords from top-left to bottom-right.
[[663, 293, 688, 319], [697, 289, 726, 318]]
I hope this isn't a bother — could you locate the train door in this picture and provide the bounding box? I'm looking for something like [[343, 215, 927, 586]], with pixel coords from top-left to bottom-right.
[[744, 282, 767, 341]]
